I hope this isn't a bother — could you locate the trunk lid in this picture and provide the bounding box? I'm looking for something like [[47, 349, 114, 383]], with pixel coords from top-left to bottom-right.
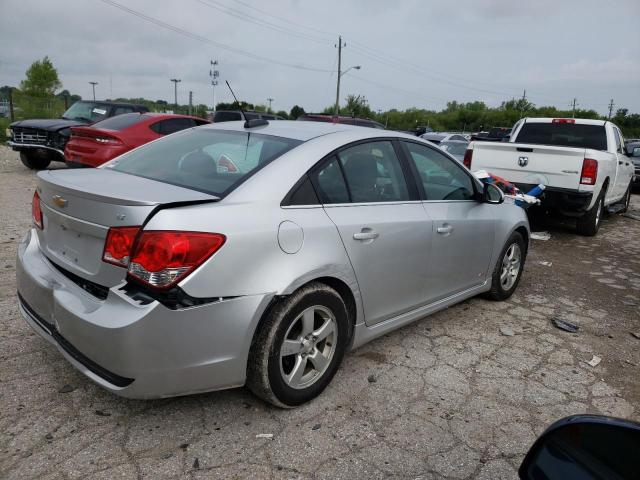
[[36, 169, 218, 288], [471, 142, 586, 190]]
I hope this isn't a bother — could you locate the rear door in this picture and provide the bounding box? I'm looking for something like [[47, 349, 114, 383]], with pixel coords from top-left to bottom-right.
[[311, 140, 433, 326], [402, 141, 495, 301], [612, 126, 632, 198]]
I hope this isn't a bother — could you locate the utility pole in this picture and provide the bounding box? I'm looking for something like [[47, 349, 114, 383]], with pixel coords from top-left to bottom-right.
[[571, 98, 577, 118], [188, 91, 193, 116], [267, 97, 274, 113], [170, 78, 181, 112], [607, 99, 615, 120], [89, 82, 98, 101], [210, 60, 219, 113], [334, 35, 345, 117]]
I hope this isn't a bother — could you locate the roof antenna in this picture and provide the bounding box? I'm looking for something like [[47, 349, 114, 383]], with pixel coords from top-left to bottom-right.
[[225, 80, 268, 129]]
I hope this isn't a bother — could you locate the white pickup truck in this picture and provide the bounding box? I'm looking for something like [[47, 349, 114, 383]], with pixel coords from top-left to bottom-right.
[[464, 118, 635, 235]]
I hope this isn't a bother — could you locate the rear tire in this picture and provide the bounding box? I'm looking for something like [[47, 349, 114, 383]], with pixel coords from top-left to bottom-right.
[[246, 282, 350, 408], [576, 191, 604, 236], [485, 231, 526, 301], [20, 151, 51, 170]]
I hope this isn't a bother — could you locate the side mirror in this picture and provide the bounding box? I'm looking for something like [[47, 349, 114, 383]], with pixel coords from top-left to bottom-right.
[[483, 183, 504, 204], [519, 415, 640, 480]]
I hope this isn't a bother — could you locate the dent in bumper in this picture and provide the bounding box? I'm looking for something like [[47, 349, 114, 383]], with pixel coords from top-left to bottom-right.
[[16, 229, 274, 399]]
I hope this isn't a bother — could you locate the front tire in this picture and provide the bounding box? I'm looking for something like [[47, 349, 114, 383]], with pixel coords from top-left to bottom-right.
[[617, 183, 632, 214], [247, 282, 350, 407], [576, 191, 604, 236], [20, 151, 51, 170], [486, 231, 526, 301]]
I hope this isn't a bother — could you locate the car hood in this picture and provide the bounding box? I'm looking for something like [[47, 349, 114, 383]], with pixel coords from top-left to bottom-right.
[[10, 118, 88, 132]]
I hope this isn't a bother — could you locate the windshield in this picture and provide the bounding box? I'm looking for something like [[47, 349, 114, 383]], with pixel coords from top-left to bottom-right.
[[62, 101, 110, 123], [516, 123, 607, 150], [440, 142, 468, 156], [106, 129, 302, 197]]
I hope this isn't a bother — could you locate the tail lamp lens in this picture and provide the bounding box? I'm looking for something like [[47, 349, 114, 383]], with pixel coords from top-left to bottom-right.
[[128, 231, 226, 289], [463, 149, 473, 169], [580, 158, 598, 185], [102, 227, 141, 267], [32, 191, 43, 229]]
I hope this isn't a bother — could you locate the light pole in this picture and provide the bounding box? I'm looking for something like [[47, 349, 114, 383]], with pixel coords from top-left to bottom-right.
[[89, 82, 98, 101], [267, 97, 274, 113], [170, 78, 181, 112], [335, 65, 361, 116], [210, 60, 219, 112]]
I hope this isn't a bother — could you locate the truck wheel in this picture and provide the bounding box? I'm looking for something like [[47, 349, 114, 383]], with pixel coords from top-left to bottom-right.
[[246, 282, 349, 407], [20, 151, 51, 170], [618, 183, 631, 214], [485, 231, 526, 301], [576, 192, 603, 236]]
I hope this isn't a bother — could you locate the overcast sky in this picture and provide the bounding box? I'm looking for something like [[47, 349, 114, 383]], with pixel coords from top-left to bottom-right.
[[1, 0, 639, 115]]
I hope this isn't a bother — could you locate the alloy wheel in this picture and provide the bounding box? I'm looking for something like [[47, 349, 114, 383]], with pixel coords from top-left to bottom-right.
[[279, 305, 338, 390], [500, 243, 522, 291]]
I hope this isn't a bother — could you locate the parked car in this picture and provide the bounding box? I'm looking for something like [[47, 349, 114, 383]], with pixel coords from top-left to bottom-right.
[[17, 120, 528, 406], [421, 132, 468, 144], [7, 101, 149, 170], [64, 113, 209, 168], [213, 110, 283, 123], [628, 141, 640, 188], [471, 127, 511, 142], [297, 113, 385, 129], [465, 118, 635, 235], [438, 140, 469, 163]]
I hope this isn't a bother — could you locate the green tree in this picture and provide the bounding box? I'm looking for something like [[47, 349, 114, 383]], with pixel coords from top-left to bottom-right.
[[290, 105, 305, 119], [276, 110, 289, 119], [20, 56, 62, 97]]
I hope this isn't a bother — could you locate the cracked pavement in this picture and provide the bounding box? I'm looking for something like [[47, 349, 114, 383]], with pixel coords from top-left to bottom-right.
[[1, 146, 639, 479]]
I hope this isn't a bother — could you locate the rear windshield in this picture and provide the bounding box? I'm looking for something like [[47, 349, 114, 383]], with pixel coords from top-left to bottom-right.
[[105, 129, 302, 197], [516, 123, 607, 150], [92, 113, 146, 131]]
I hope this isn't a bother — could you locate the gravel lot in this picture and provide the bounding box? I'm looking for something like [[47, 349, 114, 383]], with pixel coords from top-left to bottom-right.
[[1, 145, 639, 479]]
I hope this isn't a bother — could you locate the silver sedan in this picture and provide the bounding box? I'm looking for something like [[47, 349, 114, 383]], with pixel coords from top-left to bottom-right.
[[16, 120, 529, 407]]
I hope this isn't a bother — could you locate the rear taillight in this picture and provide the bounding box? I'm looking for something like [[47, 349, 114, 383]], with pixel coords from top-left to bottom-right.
[[71, 130, 123, 145], [94, 136, 122, 145], [32, 191, 43, 229], [127, 231, 226, 289], [102, 226, 141, 267], [580, 158, 598, 185], [463, 149, 473, 169]]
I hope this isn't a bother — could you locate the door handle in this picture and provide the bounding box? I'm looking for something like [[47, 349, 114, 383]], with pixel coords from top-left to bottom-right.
[[618, 160, 623, 165], [437, 225, 453, 234], [353, 231, 379, 241]]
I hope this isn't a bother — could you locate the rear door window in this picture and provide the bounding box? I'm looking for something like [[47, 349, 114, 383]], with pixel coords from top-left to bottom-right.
[[337, 141, 410, 203], [213, 111, 242, 122], [153, 118, 196, 135], [309, 156, 350, 204], [113, 106, 135, 116], [516, 123, 607, 150]]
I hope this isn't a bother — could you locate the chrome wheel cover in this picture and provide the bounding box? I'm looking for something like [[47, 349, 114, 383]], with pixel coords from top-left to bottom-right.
[[279, 305, 337, 390], [500, 243, 522, 291]]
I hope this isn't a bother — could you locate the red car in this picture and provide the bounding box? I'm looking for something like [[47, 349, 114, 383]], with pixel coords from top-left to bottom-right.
[[64, 113, 210, 167]]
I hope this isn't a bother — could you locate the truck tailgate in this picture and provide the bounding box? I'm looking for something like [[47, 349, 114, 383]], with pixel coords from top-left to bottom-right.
[[471, 142, 586, 190]]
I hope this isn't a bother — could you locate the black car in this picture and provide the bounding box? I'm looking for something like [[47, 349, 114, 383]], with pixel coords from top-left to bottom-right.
[[212, 110, 283, 123], [8, 100, 148, 169]]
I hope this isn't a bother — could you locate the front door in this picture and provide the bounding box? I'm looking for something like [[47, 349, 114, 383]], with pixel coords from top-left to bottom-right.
[[401, 141, 495, 301], [310, 141, 433, 326]]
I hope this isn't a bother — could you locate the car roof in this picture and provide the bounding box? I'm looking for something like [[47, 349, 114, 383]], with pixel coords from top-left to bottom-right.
[[200, 119, 415, 142], [522, 117, 606, 126]]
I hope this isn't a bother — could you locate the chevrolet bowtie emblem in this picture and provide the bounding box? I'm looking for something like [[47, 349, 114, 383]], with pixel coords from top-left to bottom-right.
[[52, 195, 68, 207]]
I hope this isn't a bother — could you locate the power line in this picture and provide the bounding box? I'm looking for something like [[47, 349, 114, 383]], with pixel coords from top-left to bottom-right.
[[97, 0, 333, 73], [194, 0, 332, 45]]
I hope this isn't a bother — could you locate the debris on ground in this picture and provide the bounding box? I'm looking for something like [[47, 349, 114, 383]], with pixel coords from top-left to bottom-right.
[[586, 355, 602, 367], [94, 409, 111, 416], [312, 424, 321, 430], [539, 261, 553, 267], [551, 317, 579, 333], [367, 374, 377, 383], [193, 458, 200, 469], [622, 212, 640, 221], [631, 332, 640, 340], [622, 300, 638, 306], [58, 384, 75, 394], [500, 326, 515, 336], [531, 231, 551, 241], [256, 433, 274, 439]]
